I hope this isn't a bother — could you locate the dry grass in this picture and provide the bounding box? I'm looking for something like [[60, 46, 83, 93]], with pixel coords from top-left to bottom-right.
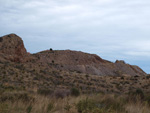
[[0, 91, 150, 113], [126, 102, 150, 113]]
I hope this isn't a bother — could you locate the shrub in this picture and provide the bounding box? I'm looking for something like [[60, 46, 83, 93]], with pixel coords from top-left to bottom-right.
[[0, 92, 33, 103], [54, 89, 70, 98], [135, 88, 144, 94], [121, 76, 124, 80], [37, 89, 53, 96], [71, 88, 80, 97], [76, 98, 95, 113], [50, 48, 53, 51], [135, 88, 144, 99], [128, 88, 145, 100], [52, 60, 54, 64]]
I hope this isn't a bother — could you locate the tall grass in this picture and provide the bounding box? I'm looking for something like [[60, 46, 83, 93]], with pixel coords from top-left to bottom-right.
[[0, 91, 150, 113]]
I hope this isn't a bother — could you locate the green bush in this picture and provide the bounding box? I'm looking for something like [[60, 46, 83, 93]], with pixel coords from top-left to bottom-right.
[[71, 88, 80, 97]]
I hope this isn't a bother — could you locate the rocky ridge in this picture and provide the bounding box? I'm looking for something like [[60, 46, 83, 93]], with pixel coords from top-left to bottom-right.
[[0, 34, 147, 76]]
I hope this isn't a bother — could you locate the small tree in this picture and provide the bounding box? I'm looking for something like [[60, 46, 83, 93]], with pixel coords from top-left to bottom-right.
[[50, 48, 53, 51]]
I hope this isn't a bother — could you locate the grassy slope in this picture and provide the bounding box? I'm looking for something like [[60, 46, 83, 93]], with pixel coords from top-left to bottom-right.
[[0, 55, 150, 113], [1, 60, 150, 94]]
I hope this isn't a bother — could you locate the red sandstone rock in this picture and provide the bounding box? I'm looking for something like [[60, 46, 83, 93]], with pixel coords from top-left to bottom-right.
[[0, 34, 29, 62]]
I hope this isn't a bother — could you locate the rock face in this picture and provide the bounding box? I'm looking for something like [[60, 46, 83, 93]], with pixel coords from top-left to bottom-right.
[[35, 50, 147, 76], [0, 34, 28, 62], [0, 34, 147, 76], [114, 60, 146, 76]]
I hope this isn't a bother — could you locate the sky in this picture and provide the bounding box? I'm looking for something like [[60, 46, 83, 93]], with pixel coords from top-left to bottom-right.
[[0, 0, 150, 73]]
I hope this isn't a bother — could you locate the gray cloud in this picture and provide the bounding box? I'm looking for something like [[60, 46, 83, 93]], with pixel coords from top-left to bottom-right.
[[0, 0, 150, 73]]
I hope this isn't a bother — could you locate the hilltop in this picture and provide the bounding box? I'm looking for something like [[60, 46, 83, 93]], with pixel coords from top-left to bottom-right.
[[0, 33, 149, 94], [0, 33, 146, 76]]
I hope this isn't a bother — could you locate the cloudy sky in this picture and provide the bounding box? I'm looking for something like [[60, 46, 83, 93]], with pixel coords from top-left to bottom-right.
[[0, 0, 150, 73]]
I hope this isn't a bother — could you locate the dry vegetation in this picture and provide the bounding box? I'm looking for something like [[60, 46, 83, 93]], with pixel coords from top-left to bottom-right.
[[0, 90, 150, 113], [1, 60, 150, 94], [0, 34, 150, 112], [1, 60, 150, 112], [1, 61, 150, 113]]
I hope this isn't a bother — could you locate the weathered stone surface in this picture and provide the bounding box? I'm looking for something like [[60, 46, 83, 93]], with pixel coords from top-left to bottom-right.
[[35, 50, 147, 76], [0, 34, 29, 62]]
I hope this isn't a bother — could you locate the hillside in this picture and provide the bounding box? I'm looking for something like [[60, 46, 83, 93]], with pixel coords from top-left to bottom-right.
[[0, 34, 146, 76], [1, 34, 150, 113], [0, 33, 149, 95]]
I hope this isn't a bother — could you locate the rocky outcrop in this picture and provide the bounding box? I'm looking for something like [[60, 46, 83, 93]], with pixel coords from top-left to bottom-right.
[[114, 60, 146, 76], [0, 34, 29, 62]]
